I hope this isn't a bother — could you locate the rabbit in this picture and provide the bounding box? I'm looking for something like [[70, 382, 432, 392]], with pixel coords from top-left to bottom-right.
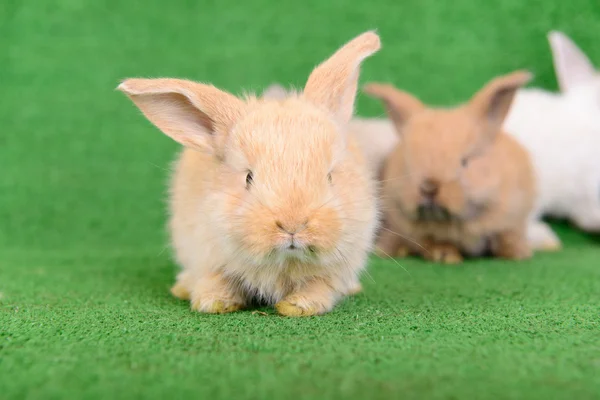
[[117, 31, 381, 316], [364, 71, 536, 264], [504, 30, 600, 251], [262, 83, 397, 179]]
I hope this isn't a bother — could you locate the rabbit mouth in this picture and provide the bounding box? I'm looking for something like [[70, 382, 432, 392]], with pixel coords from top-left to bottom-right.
[[283, 243, 304, 253], [276, 239, 318, 260], [416, 203, 452, 222]]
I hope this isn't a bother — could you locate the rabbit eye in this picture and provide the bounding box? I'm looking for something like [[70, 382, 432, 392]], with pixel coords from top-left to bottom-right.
[[327, 173, 333, 184], [245, 170, 254, 189], [461, 157, 469, 168]]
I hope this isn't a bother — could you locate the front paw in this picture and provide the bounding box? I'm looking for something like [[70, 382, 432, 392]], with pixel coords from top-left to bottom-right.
[[170, 282, 191, 300], [535, 239, 561, 253], [497, 243, 532, 260], [275, 295, 332, 317], [424, 243, 463, 265], [191, 296, 244, 314], [528, 221, 562, 252], [345, 281, 362, 296], [494, 230, 533, 260], [396, 245, 411, 258]]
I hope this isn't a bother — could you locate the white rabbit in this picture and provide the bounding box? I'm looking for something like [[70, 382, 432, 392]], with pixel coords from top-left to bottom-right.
[[504, 31, 600, 251]]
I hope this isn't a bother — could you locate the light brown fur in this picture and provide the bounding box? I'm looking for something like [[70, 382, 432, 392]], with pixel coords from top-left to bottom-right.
[[118, 32, 381, 316], [262, 83, 397, 179], [365, 71, 536, 264]]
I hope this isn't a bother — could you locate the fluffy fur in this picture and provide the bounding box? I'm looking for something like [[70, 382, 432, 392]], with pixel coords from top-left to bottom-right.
[[504, 31, 600, 250], [365, 71, 536, 264], [263, 83, 397, 179], [117, 31, 381, 316]]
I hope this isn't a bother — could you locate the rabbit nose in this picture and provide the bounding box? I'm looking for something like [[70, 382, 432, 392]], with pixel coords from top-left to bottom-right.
[[276, 219, 309, 235], [420, 179, 439, 199]]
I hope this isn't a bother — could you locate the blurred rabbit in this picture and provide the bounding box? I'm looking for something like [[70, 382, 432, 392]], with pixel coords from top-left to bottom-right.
[[118, 32, 381, 316], [504, 31, 600, 250], [365, 72, 536, 264], [344, 31, 600, 252]]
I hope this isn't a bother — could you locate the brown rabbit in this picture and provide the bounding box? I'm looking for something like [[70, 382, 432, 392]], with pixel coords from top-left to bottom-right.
[[117, 32, 381, 316], [364, 71, 536, 264]]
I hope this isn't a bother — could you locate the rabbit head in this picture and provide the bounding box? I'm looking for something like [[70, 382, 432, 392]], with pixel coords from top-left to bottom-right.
[[117, 32, 381, 266], [365, 71, 532, 220]]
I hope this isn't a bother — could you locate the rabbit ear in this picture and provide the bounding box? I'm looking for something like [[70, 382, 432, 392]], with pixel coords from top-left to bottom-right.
[[262, 83, 289, 100], [469, 70, 532, 142], [117, 78, 245, 156], [303, 31, 381, 123], [548, 31, 596, 92], [363, 83, 425, 134]]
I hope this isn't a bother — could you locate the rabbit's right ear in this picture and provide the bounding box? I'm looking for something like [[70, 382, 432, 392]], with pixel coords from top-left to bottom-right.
[[363, 83, 425, 133], [548, 31, 596, 92], [303, 31, 381, 124], [117, 78, 245, 155]]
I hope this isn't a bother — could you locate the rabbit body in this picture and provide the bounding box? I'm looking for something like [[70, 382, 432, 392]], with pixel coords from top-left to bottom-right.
[[365, 72, 536, 263], [119, 32, 382, 316]]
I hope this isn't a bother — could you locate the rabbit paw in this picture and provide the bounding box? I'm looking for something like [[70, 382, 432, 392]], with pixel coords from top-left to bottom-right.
[[275, 300, 322, 317], [528, 221, 562, 252], [170, 282, 191, 300], [191, 296, 244, 314], [425, 243, 463, 264], [396, 245, 411, 258], [345, 281, 363, 296], [188, 273, 245, 314], [275, 294, 333, 317], [494, 230, 533, 260], [170, 272, 195, 300], [497, 244, 532, 260]]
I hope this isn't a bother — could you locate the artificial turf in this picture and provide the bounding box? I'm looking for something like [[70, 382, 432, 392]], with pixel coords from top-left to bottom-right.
[[1, 1, 600, 399]]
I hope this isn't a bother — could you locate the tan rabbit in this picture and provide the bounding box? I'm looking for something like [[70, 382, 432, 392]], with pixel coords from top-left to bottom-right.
[[117, 32, 381, 316], [364, 71, 536, 264]]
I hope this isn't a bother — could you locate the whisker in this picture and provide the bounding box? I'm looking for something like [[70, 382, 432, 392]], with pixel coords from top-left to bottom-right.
[[377, 173, 416, 184], [361, 267, 377, 284], [373, 246, 411, 277], [381, 227, 430, 256], [147, 161, 173, 173], [156, 244, 170, 257]]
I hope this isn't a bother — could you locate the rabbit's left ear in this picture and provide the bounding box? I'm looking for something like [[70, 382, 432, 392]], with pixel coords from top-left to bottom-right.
[[303, 31, 381, 124], [548, 31, 596, 92]]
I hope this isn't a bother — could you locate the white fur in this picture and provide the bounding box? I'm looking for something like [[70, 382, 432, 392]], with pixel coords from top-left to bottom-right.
[[503, 31, 600, 249]]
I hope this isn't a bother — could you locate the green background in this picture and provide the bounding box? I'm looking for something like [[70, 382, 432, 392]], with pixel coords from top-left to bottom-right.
[[1, 1, 599, 399]]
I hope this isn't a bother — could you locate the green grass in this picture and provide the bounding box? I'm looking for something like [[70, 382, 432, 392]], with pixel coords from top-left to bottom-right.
[[2, 0, 600, 398]]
